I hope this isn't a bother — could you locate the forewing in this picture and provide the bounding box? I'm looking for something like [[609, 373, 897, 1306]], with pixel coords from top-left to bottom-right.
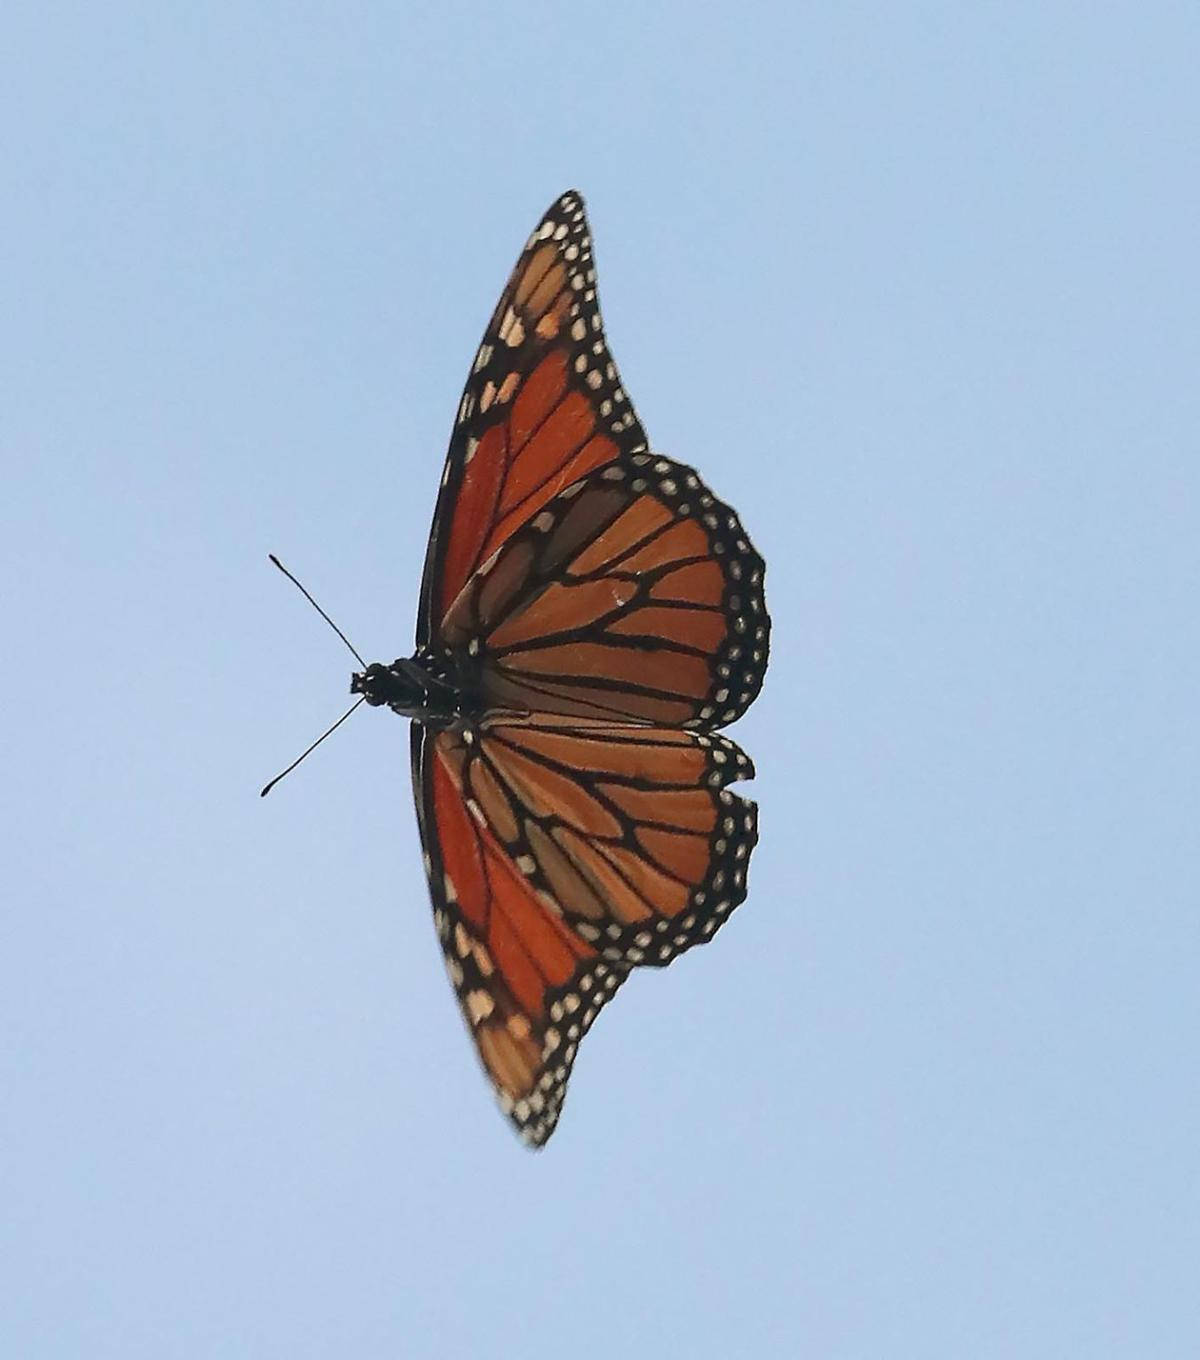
[[441, 455, 769, 728], [417, 191, 648, 647], [411, 722, 628, 1147]]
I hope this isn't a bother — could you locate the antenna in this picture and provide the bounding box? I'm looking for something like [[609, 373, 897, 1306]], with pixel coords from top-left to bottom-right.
[[268, 553, 365, 667], [260, 697, 365, 797], [262, 553, 369, 797]]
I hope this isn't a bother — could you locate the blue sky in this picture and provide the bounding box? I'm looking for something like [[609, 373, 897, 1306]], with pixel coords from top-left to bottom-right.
[[4, 3, 1198, 1356]]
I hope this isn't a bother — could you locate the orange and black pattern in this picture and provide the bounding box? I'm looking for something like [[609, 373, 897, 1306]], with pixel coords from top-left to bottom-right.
[[412, 715, 756, 1144], [417, 191, 646, 645], [439, 454, 767, 728], [375, 191, 768, 1146]]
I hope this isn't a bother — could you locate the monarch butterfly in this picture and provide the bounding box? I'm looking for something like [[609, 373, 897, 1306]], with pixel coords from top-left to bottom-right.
[[299, 192, 769, 1146]]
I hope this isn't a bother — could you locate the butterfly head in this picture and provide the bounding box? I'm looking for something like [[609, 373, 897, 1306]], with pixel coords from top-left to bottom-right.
[[350, 655, 463, 721], [351, 660, 426, 713]]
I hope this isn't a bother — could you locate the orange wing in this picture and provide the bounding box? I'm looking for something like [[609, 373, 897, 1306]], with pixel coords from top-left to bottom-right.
[[416, 191, 648, 646], [403, 191, 769, 1147], [411, 714, 758, 1145], [440, 455, 769, 728]]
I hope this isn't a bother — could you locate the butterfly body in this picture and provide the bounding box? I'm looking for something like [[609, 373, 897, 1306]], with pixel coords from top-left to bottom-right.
[[340, 192, 770, 1146], [351, 652, 480, 725]]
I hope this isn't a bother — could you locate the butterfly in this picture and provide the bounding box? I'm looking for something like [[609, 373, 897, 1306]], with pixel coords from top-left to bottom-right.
[[348, 191, 769, 1146]]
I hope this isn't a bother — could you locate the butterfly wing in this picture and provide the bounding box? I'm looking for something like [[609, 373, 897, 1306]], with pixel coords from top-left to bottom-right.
[[408, 191, 769, 1146], [411, 721, 628, 1147], [411, 713, 757, 1145], [440, 455, 769, 728], [417, 190, 648, 648]]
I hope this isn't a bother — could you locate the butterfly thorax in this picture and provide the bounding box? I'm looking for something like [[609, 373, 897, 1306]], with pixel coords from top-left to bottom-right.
[[350, 649, 482, 725]]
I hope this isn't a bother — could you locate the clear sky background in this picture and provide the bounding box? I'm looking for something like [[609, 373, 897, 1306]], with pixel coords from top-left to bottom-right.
[[5, 4, 1198, 1356]]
